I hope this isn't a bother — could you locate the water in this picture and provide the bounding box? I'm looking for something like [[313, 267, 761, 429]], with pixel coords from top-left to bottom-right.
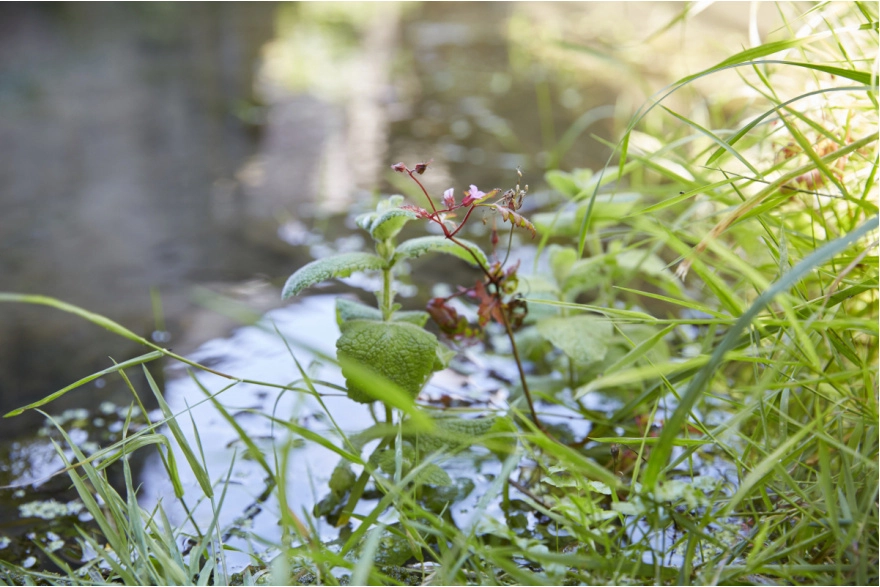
[[138, 295, 515, 572]]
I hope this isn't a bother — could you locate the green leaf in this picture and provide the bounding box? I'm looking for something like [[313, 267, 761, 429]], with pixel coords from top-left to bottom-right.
[[336, 297, 383, 324], [614, 249, 673, 279], [336, 297, 430, 327], [369, 208, 418, 241], [533, 193, 641, 237], [705, 86, 869, 166], [282, 252, 386, 299], [394, 236, 488, 268], [329, 463, 357, 498], [515, 274, 562, 321], [660, 105, 762, 178], [142, 366, 213, 499], [413, 463, 453, 486], [371, 444, 417, 474], [434, 343, 456, 370], [536, 315, 613, 364], [394, 310, 430, 327], [544, 169, 581, 198], [336, 320, 439, 404], [549, 245, 578, 286], [413, 416, 500, 454], [355, 195, 421, 243], [562, 258, 603, 299]]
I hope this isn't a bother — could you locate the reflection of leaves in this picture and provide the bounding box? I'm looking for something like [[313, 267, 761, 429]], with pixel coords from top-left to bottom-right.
[[282, 253, 386, 299], [336, 320, 439, 403], [536, 315, 613, 364]]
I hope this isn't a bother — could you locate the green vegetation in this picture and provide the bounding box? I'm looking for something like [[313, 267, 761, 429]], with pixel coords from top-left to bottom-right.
[[1, 2, 877, 585]]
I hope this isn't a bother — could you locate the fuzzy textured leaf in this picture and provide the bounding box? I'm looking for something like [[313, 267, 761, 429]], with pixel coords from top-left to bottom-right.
[[336, 297, 430, 327], [414, 416, 499, 454], [336, 297, 384, 323], [413, 463, 453, 486], [536, 315, 613, 364], [368, 208, 418, 241], [394, 236, 488, 267], [336, 320, 439, 403], [372, 445, 417, 475], [282, 253, 386, 299]]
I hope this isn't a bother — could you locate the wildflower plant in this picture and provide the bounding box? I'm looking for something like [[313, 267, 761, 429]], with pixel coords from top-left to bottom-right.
[[281, 160, 542, 428]]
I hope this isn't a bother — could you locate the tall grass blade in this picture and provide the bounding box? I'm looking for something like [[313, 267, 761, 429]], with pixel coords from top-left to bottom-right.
[[643, 215, 878, 488]]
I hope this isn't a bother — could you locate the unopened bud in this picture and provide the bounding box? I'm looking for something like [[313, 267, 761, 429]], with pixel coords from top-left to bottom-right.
[[414, 159, 432, 174], [391, 162, 407, 173]]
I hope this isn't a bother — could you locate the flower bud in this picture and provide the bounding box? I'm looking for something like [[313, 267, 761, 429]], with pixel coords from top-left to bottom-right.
[[414, 159, 432, 174], [391, 162, 407, 173], [443, 188, 455, 208]]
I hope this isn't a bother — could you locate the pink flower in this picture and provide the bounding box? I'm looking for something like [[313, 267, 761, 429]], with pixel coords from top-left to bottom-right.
[[443, 188, 456, 208], [391, 162, 408, 173], [461, 184, 485, 206]]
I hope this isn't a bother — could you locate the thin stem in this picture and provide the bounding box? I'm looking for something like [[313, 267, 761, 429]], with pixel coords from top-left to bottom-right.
[[500, 224, 515, 267], [407, 171, 439, 213], [381, 264, 393, 321], [498, 304, 544, 432], [447, 235, 492, 278], [446, 204, 480, 238]]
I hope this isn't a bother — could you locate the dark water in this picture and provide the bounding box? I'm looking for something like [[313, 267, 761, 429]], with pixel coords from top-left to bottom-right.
[[0, 3, 286, 436], [0, 2, 620, 438]]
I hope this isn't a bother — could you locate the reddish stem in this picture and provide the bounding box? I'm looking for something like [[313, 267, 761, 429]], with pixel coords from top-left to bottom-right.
[[447, 204, 479, 238], [407, 170, 439, 214]]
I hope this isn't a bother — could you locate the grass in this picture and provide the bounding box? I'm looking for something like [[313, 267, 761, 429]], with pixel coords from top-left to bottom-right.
[[1, 2, 877, 585]]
